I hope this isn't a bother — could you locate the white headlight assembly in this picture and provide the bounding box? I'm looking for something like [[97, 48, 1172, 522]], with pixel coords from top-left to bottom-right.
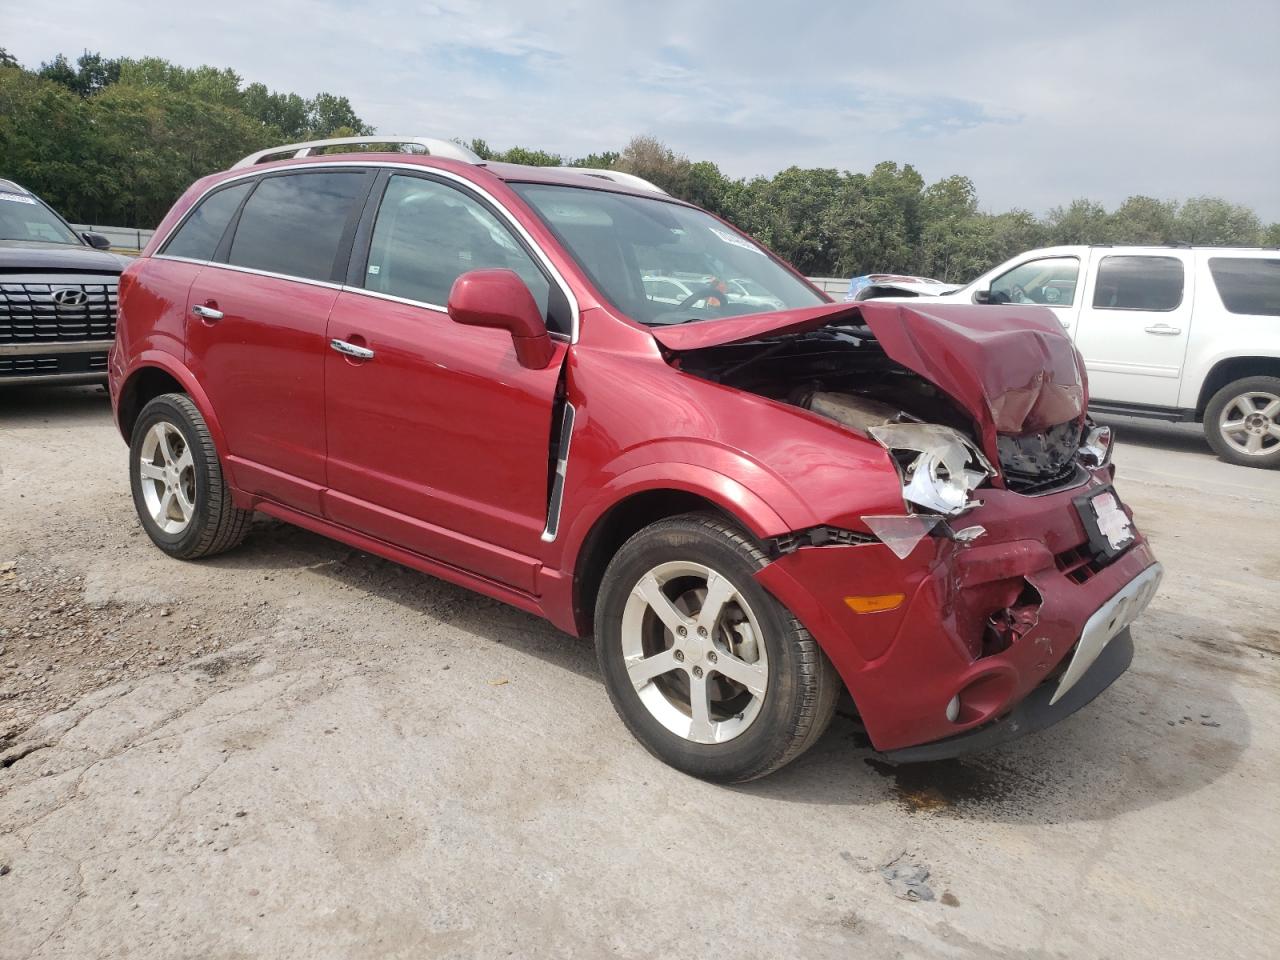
[[868, 423, 993, 516]]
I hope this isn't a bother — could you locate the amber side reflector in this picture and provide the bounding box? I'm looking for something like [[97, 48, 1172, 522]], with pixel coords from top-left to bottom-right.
[[843, 593, 905, 614]]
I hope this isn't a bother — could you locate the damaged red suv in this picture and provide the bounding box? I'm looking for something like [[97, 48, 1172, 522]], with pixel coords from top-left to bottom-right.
[[110, 137, 1161, 781]]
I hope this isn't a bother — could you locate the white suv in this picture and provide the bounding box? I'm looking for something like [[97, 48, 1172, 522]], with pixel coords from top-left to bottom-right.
[[917, 246, 1280, 468]]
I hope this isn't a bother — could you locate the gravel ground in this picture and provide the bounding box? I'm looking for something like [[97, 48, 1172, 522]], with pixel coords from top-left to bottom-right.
[[1, 386, 1278, 959]]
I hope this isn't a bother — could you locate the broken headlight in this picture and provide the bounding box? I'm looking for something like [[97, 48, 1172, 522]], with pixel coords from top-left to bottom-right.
[[869, 423, 994, 516], [1078, 422, 1114, 467]]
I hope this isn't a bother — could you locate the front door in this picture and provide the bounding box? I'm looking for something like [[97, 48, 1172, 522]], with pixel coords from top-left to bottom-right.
[[184, 169, 373, 513], [323, 172, 568, 592], [1072, 251, 1194, 407], [983, 254, 1084, 335]]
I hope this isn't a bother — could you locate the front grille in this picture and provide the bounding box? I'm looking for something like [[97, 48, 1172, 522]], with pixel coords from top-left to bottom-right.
[[0, 351, 109, 378], [0, 355, 60, 375], [998, 420, 1085, 495], [1055, 542, 1110, 584], [0, 281, 119, 343]]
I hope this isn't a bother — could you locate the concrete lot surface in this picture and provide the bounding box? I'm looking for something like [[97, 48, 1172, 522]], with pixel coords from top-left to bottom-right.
[[1, 388, 1277, 959]]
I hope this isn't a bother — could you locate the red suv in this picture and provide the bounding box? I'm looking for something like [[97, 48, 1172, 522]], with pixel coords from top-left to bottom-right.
[[110, 137, 1161, 781]]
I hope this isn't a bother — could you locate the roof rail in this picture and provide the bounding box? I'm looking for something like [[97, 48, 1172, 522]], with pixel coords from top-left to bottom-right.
[[545, 167, 668, 195], [232, 136, 482, 170]]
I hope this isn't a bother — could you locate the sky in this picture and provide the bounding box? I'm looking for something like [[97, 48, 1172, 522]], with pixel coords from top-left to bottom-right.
[[7, 0, 1280, 221]]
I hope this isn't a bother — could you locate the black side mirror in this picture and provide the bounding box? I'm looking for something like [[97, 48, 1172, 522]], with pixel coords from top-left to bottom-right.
[[82, 232, 112, 250], [973, 289, 992, 304]]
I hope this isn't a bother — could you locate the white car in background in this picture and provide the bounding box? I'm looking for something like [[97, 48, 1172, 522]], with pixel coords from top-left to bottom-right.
[[641, 275, 785, 311], [905, 245, 1280, 469]]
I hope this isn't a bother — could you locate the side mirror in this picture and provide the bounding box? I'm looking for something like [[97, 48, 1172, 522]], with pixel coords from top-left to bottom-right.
[[973, 289, 992, 304], [447, 269, 555, 369], [82, 232, 112, 250]]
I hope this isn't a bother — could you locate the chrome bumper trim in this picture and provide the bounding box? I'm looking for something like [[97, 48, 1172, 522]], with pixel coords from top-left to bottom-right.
[[0, 341, 113, 356], [1051, 561, 1163, 705]]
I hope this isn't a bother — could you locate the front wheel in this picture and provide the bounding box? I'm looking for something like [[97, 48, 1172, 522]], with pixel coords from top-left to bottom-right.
[[594, 514, 840, 782], [1204, 376, 1280, 469]]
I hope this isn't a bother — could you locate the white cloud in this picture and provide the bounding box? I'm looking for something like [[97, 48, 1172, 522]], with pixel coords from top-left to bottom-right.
[[7, 0, 1279, 219]]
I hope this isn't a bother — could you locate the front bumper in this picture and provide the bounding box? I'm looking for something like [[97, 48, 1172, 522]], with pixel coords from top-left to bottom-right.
[[0, 340, 111, 385], [882, 626, 1134, 763], [755, 469, 1159, 754]]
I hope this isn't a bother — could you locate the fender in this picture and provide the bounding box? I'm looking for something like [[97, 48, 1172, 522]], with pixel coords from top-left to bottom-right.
[[116, 352, 239, 490]]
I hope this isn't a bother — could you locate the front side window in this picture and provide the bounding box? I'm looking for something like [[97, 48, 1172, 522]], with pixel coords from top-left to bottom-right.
[[162, 182, 252, 261], [1092, 255, 1184, 311], [364, 175, 552, 323], [0, 190, 80, 245], [511, 183, 824, 325], [988, 257, 1079, 306], [1209, 257, 1280, 317], [227, 172, 368, 282]]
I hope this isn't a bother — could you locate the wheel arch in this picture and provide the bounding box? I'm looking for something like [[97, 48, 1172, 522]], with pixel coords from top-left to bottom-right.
[[1195, 355, 1280, 419], [116, 355, 226, 454], [565, 473, 790, 638]]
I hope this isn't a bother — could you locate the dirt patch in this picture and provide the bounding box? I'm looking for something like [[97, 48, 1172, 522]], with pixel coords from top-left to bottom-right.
[[0, 556, 256, 749]]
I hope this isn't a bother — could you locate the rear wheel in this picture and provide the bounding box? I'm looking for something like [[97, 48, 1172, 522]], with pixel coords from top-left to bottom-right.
[[1204, 376, 1280, 469], [594, 513, 840, 782], [129, 393, 252, 559]]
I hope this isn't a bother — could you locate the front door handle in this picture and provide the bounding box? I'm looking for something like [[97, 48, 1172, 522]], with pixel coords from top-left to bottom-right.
[[191, 304, 223, 321], [330, 338, 375, 360], [1144, 323, 1181, 336]]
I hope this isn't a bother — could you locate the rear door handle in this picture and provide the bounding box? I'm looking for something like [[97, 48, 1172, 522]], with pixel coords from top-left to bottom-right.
[[330, 338, 375, 360], [1144, 323, 1181, 336], [191, 304, 223, 321]]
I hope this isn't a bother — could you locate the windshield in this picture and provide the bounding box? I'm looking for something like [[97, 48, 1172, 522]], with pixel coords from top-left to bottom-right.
[[512, 183, 824, 325], [0, 190, 81, 245]]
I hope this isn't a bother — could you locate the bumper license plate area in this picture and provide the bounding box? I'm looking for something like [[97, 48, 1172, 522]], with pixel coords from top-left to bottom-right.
[[1073, 484, 1135, 561]]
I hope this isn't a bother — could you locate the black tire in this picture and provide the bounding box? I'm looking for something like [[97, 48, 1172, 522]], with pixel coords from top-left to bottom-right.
[[594, 513, 841, 782], [129, 393, 252, 559], [1203, 376, 1280, 469]]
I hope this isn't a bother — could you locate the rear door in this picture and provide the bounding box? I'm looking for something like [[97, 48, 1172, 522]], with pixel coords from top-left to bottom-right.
[[185, 169, 375, 513], [323, 171, 569, 592], [1072, 250, 1194, 407]]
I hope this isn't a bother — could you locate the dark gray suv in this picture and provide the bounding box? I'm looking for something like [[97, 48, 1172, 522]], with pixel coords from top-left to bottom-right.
[[0, 178, 127, 386]]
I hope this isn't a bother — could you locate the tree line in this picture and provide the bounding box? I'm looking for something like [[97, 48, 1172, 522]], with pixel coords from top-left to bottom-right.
[[2, 50, 1276, 282]]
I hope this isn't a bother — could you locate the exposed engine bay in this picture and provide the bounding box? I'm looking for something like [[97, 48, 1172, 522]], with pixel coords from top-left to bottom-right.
[[670, 318, 1090, 503]]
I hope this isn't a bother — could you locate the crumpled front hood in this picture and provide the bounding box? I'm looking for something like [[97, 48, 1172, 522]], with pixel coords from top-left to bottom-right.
[[651, 300, 1085, 450], [0, 240, 128, 274]]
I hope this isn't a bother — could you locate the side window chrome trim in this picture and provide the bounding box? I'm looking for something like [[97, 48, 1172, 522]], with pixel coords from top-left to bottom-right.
[[198, 260, 345, 290], [334, 285, 571, 341], [152, 254, 213, 267], [149, 160, 582, 342]]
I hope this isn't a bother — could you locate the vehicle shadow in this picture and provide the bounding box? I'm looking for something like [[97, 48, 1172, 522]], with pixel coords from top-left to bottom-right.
[[1096, 414, 1213, 456], [209, 519, 1250, 825], [205, 517, 599, 682], [0, 384, 110, 424]]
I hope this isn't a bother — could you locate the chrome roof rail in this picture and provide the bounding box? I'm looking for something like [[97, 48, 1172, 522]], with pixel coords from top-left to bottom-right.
[[546, 167, 668, 195], [232, 136, 482, 169]]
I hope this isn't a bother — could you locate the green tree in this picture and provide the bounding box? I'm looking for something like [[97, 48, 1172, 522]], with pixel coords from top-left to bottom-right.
[[1046, 199, 1113, 244], [1109, 195, 1177, 244], [1172, 196, 1262, 245]]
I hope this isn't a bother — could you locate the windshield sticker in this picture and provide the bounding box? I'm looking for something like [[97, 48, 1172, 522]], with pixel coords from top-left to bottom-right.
[[710, 226, 766, 256], [0, 192, 37, 205]]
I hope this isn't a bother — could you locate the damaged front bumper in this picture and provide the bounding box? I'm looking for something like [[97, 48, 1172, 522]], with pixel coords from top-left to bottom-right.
[[755, 469, 1160, 756]]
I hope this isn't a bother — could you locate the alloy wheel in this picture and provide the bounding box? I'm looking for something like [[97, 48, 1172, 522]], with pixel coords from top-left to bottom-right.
[[1218, 391, 1280, 457], [620, 560, 769, 744], [138, 421, 196, 534]]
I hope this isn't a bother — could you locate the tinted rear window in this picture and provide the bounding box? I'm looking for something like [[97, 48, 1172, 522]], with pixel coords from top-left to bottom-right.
[[1208, 258, 1280, 316], [227, 172, 367, 282], [1092, 255, 1184, 311], [162, 182, 252, 260]]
